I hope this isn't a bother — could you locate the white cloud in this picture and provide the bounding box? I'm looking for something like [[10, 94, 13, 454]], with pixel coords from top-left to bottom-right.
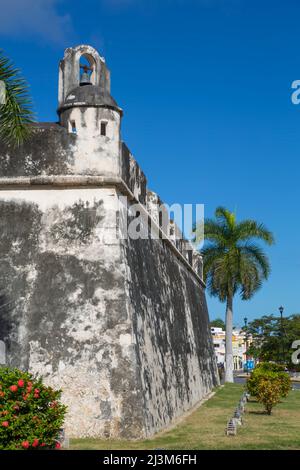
[[0, 0, 72, 44]]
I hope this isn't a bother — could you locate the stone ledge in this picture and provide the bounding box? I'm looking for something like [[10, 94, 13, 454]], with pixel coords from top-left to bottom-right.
[[0, 174, 205, 287]]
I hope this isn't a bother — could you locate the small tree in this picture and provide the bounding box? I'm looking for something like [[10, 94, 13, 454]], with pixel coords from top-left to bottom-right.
[[256, 376, 282, 415], [247, 363, 290, 415], [0, 367, 67, 450], [0, 51, 35, 146], [194, 207, 274, 382]]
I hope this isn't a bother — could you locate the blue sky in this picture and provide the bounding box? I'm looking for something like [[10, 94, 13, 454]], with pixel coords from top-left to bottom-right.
[[1, 0, 300, 326]]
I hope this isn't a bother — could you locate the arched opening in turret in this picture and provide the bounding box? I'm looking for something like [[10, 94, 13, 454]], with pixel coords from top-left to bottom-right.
[[79, 54, 96, 86]]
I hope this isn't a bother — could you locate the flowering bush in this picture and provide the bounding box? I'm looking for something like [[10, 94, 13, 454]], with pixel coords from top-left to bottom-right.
[[0, 367, 67, 450], [247, 362, 291, 415], [247, 362, 291, 399], [256, 376, 282, 415]]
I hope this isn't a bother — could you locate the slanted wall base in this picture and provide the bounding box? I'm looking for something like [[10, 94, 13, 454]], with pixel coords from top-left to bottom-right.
[[123, 234, 219, 437], [0, 186, 218, 439]]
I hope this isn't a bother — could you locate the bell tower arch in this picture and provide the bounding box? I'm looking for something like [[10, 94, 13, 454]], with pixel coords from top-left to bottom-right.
[[58, 45, 111, 107], [57, 45, 123, 176]]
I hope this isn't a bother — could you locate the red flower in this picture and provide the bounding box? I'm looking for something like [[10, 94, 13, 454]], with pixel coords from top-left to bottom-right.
[[32, 439, 39, 448], [0, 391, 4, 398], [22, 393, 29, 401], [1, 421, 9, 427], [34, 389, 40, 394], [2, 410, 9, 416], [26, 386, 32, 393], [21, 441, 30, 449], [34, 393, 39, 399], [17, 380, 24, 388], [40, 443, 46, 447], [9, 385, 18, 393], [13, 405, 20, 411], [55, 442, 61, 449]]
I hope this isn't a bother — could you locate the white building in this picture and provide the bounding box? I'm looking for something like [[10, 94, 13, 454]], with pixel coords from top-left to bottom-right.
[[211, 327, 252, 370]]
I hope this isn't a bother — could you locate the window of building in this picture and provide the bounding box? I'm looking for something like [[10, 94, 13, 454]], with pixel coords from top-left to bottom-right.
[[69, 120, 77, 134], [101, 121, 108, 136]]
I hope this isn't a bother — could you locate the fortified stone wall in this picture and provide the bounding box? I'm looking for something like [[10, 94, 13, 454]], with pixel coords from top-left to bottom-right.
[[0, 123, 219, 438], [0, 41, 219, 438], [0, 187, 145, 438], [123, 224, 219, 436]]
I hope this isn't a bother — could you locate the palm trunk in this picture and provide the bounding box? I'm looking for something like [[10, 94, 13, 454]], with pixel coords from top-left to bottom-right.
[[225, 294, 234, 383]]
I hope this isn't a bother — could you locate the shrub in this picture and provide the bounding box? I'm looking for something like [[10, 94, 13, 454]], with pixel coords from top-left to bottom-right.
[[256, 376, 282, 415], [246, 362, 291, 415], [276, 372, 291, 398], [0, 367, 67, 450], [247, 362, 291, 399], [255, 362, 286, 373]]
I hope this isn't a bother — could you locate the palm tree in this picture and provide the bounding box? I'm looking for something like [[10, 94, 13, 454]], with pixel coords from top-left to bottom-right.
[[194, 207, 274, 382], [0, 50, 34, 146]]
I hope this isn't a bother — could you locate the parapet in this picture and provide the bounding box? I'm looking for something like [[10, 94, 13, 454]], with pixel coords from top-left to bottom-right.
[[145, 190, 203, 281]]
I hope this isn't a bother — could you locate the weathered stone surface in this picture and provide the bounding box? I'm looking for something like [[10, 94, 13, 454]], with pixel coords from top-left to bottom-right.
[[0, 44, 219, 439], [0, 185, 218, 438], [123, 231, 219, 436]]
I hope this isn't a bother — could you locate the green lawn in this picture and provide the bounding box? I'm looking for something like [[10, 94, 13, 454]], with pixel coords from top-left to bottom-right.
[[70, 384, 300, 450]]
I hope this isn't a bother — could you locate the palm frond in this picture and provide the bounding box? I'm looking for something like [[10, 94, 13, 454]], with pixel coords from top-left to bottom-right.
[[0, 51, 35, 146], [236, 220, 275, 245], [238, 253, 263, 300], [239, 243, 271, 279], [194, 218, 228, 246], [198, 206, 274, 304], [215, 206, 236, 230]]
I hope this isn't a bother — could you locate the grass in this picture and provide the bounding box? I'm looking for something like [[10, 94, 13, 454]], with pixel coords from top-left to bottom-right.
[[70, 384, 300, 450]]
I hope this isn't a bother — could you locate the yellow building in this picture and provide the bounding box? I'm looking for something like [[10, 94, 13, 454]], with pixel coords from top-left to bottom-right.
[[211, 327, 252, 370]]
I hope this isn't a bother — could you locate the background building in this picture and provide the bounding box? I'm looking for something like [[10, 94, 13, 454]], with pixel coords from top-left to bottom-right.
[[211, 327, 253, 370]]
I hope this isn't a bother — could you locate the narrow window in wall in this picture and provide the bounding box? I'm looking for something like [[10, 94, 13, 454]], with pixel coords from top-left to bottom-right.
[[69, 120, 77, 134], [100, 121, 108, 136], [187, 250, 193, 266], [159, 211, 163, 228], [158, 211, 163, 239]]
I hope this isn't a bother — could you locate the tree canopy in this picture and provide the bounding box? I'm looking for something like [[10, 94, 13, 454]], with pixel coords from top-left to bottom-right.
[[210, 318, 226, 329], [247, 314, 300, 367]]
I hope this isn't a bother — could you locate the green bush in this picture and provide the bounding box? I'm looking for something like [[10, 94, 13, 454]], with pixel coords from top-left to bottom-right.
[[247, 363, 290, 414], [247, 368, 275, 397], [255, 362, 286, 373], [0, 367, 67, 450], [276, 372, 291, 398], [256, 376, 282, 415]]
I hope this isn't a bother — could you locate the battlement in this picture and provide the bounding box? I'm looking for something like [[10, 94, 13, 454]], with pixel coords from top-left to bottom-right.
[[0, 124, 203, 282]]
